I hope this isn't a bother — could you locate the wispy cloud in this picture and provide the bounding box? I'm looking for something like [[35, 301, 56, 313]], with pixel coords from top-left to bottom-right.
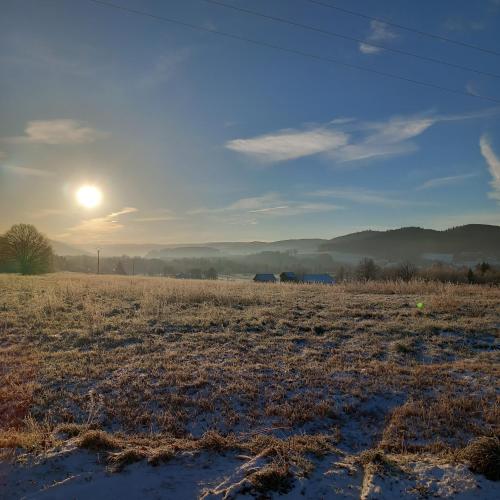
[[227, 109, 494, 165], [192, 193, 343, 219], [359, 20, 397, 54], [1, 164, 54, 177], [310, 188, 424, 207], [479, 134, 500, 201], [5, 120, 105, 145], [67, 207, 138, 240], [329, 114, 437, 162], [465, 81, 480, 96], [416, 173, 477, 190], [191, 193, 280, 214], [226, 129, 348, 162], [137, 48, 191, 88], [248, 202, 342, 217]]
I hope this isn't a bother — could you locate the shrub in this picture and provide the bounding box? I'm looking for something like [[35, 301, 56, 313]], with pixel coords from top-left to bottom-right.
[[459, 437, 500, 481]]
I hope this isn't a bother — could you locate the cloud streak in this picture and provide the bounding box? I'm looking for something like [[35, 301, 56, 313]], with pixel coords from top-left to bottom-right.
[[67, 207, 138, 240], [137, 48, 191, 88], [226, 129, 348, 162], [479, 134, 500, 201], [192, 193, 343, 219], [310, 188, 425, 207], [5, 119, 105, 145], [416, 173, 477, 190], [226, 110, 491, 165]]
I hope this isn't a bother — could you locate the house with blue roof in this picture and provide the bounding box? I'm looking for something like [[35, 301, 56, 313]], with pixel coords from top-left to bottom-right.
[[253, 273, 277, 283]]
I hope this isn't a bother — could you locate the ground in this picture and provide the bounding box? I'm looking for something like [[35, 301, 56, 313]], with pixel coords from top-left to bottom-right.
[[0, 273, 498, 499]]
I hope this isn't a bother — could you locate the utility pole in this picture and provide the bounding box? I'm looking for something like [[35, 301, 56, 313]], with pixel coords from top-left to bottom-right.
[[97, 249, 100, 275], [132, 258, 135, 276]]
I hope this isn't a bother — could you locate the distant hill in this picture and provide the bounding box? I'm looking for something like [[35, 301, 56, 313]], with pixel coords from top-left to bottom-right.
[[145, 239, 327, 258], [50, 240, 90, 256], [319, 225, 500, 263], [52, 225, 500, 263], [77, 243, 168, 257], [148, 246, 221, 259]]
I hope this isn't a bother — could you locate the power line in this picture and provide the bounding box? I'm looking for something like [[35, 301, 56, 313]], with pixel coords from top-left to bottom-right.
[[83, 0, 500, 104], [199, 0, 500, 80], [306, 0, 500, 58]]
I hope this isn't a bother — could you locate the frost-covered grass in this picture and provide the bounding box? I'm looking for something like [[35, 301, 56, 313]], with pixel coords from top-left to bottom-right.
[[0, 273, 498, 498]]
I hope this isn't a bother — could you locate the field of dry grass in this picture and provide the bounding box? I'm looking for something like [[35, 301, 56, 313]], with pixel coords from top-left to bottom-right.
[[0, 273, 499, 498]]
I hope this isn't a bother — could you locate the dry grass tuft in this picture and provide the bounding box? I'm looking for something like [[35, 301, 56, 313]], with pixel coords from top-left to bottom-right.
[[357, 449, 386, 467], [0, 347, 38, 430], [78, 430, 119, 451], [459, 436, 500, 481], [381, 394, 499, 453], [147, 446, 175, 466], [0, 417, 58, 452], [248, 461, 293, 494], [107, 447, 148, 472], [198, 430, 239, 452]]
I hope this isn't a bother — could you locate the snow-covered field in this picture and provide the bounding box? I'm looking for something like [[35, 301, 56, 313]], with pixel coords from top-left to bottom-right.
[[1, 274, 498, 498]]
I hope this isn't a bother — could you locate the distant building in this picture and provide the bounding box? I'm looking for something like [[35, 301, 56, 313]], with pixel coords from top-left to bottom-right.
[[280, 272, 297, 282], [253, 273, 277, 283], [300, 273, 335, 284]]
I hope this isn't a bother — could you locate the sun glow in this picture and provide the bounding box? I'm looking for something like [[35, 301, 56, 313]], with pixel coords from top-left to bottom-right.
[[76, 185, 102, 208]]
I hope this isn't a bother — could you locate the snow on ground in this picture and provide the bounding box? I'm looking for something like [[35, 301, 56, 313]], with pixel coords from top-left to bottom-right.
[[1, 448, 498, 499], [361, 457, 499, 499], [1, 447, 241, 500]]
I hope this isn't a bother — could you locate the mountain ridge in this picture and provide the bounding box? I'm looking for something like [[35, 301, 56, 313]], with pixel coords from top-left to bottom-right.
[[320, 224, 500, 261], [51, 224, 500, 262]]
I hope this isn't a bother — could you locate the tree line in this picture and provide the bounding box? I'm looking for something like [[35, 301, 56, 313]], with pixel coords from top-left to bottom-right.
[[53, 253, 500, 284], [1, 224, 499, 284]]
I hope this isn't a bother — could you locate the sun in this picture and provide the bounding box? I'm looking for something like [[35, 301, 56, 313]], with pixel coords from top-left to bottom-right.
[[76, 185, 102, 208]]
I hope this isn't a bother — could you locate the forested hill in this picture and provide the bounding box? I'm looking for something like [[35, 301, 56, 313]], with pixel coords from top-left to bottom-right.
[[319, 225, 500, 261]]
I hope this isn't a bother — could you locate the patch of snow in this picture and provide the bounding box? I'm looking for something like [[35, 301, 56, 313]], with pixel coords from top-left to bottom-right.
[[1, 449, 242, 500], [362, 458, 499, 499]]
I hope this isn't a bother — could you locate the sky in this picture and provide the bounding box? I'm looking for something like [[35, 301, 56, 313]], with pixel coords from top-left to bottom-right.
[[1, 0, 500, 245]]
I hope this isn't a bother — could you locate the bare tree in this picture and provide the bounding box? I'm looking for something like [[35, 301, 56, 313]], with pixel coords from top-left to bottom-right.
[[114, 261, 127, 275], [396, 261, 417, 282], [0, 224, 53, 274], [356, 258, 379, 281]]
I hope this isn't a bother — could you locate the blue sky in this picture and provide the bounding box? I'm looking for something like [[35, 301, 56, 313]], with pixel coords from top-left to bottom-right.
[[1, 0, 500, 244]]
